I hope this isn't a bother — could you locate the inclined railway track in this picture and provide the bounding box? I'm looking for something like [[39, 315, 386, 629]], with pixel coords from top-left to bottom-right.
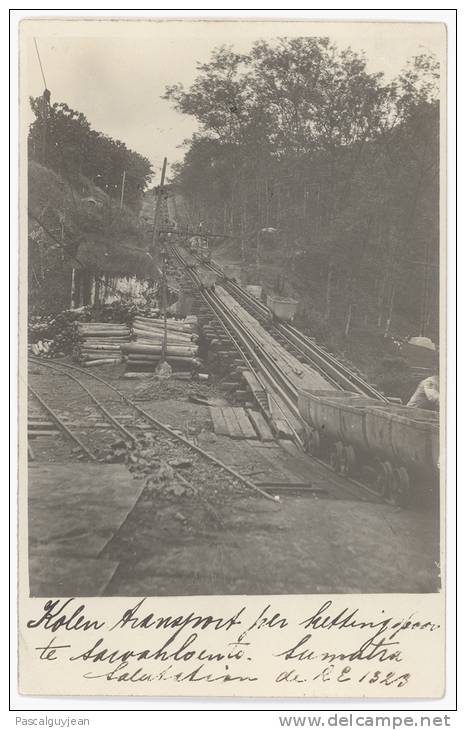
[[171, 246, 390, 503], [202, 257, 387, 402], [171, 246, 304, 439]]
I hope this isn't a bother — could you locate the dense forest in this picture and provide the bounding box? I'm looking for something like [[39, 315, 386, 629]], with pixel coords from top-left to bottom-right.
[[165, 39, 440, 342], [28, 95, 153, 209]]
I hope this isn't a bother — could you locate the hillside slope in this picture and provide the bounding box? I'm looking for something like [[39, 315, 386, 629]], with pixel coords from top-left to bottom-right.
[[28, 161, 157, 314]]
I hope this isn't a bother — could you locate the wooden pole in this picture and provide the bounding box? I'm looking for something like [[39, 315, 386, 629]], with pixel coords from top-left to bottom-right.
[[119, 169, 126, 210], [41, 92, 49, 165], [161, 251, 168, 362], [151, 157, 167, 254]]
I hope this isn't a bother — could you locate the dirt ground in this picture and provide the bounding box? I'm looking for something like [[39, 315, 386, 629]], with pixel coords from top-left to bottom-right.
[[104, 495, 439, 595], [28, 360, 441, 596]]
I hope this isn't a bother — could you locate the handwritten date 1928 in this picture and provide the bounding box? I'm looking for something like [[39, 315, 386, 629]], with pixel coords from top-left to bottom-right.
[[276, 666, 410, 688]]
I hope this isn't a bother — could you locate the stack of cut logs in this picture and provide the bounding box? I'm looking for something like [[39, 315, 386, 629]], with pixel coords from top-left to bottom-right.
[[122, 315, 200, 374], [73, 322, 131, 367]]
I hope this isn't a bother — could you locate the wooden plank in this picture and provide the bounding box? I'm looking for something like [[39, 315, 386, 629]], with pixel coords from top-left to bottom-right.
[[247, 410, 274, 441], [220, 407, 244, 439], [209, 406, 230, 436], [231, 407, 257, 439], [216, 287, 333, 392], [242, 369, 265, 394]]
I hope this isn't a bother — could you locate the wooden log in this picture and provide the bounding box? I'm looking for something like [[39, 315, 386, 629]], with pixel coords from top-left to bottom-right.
[[79, 347, 126, 352], [132, 322, 195, 337], [80, 355, 123, 362], [132, 329, 193, 343], [77, 321, 128, 327], [76, 331, 127, 342], [133, 317, 194, 332], [77, 326, 128, 332], [76, 328, 128, 333], [82, 359, 121, 367], [77, 325, 128, 330], [80, 344, 122, 351], [79, 335, 130, 341], [121, 343, 198, 357], [134, 335, 191, 344], [80, 354, 123, 362], [134, 333, 198, 345], [123, 372, 154, 379], [136, 326, 196, 337], [81, 338, 129, 344]]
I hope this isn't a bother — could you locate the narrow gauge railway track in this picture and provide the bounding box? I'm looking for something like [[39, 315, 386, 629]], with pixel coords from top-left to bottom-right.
[[202, 257, 387, 402], [28, 383, 98, 461], [28, 357, 277, 503], [170, 247, 386, 504]]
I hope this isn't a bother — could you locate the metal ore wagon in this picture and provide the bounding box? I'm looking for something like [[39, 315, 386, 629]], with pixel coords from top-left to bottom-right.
[[197, 268, 217, 291], [297, 388, 439, 506], [267, 295, 298, 322]]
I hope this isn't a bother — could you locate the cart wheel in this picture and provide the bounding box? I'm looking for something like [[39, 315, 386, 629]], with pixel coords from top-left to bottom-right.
[[389, 467, 411, 508], [331, 442, 344, 472], [341, 445, 356, 477], [375, 461, 393, 498], [329, 443, 341, 472], [306, 429, 320, 456], [338, 445, 349, 476]]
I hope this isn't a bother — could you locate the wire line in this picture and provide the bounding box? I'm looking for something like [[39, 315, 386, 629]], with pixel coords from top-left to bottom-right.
[[33, 38, 47, 90]]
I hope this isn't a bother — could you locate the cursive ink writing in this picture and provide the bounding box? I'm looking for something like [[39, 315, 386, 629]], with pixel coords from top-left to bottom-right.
[[27, 599, 105, 633]]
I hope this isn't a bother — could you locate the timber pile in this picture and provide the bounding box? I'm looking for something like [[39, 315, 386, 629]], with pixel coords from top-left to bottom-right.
[[29, 302, 152, 359], [123, 315, 201, 375], [73, 322, 131, 367], [29, 307, 93, 358]]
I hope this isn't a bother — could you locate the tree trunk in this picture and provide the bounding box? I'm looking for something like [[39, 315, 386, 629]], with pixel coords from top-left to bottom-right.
[[325, 262, 334, 321], [344, 302, 353, 338], [265, 178, 270, 226], [240, 196, 247, 262], [377, 274, 387, 329], [384, 286, 395, 337]]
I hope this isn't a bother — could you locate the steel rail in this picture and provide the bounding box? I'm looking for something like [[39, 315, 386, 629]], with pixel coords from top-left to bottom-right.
[[30, 360, 139, 444], [28, 383, 97, 460], [221, 280, 344, 390], [29, 356, 278, 503], [199, 259, 357, 388], [203, 257, 387, 402], [172, 246, 306, 441], [202, 289, 305, 443], [171, 248, 385, 503], [227, 277, 386, 400]]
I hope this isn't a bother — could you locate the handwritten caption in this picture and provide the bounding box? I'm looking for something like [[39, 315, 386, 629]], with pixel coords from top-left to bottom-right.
[[25, 598, 441, 693]]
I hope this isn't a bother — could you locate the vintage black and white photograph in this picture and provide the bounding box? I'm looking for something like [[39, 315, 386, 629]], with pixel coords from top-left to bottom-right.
[[24, 19, 444, 599]]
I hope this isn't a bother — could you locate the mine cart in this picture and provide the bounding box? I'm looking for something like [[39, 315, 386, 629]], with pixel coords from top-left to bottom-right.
[[267, 295, 298, 322], [198, 269, 217, 291], [297, 386, 439, 506]]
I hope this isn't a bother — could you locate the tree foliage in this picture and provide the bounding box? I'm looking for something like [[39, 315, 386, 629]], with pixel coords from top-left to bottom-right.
[[165, 38, 440, 341], [28, 97, 153, 208]]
